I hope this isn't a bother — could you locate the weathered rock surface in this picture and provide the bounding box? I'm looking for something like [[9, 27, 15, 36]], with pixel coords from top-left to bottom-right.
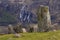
[[37, 5, 51, 32]]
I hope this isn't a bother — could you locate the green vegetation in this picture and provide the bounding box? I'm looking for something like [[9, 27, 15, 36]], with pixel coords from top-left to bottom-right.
[[0, 31, 60, 40]]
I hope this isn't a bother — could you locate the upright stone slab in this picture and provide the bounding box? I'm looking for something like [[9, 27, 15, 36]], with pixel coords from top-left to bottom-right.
[[8, 24, 14, 34], [37, 5, 51, 32], [29, 24, 38, 32]]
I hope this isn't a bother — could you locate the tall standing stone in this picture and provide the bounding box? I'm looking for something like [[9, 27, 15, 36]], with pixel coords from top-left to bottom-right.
[[37, 5, 51, 32]]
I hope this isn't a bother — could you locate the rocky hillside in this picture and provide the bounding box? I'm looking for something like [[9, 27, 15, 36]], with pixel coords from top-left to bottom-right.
[[0, 0, 60, 26]]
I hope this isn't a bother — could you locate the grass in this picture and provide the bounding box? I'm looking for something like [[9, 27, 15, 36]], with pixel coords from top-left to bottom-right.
[[0, 31, 60, 40]]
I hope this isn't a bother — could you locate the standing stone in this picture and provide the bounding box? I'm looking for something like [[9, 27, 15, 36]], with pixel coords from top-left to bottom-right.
[[29, 23, 38, 32], [8, 24, 14, 34], [13, 24, 23, 33], [29, 24, 38, 32], [37, 5, 51, 32]]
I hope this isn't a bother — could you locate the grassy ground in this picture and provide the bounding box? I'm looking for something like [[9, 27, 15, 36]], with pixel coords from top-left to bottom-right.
[[0, 31, 60, 40]]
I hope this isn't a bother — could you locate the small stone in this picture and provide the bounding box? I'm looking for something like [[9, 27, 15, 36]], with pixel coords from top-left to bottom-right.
[[53, 29, 56, 32], [14, 33, 21, 38], [22, 28, 27, 33]]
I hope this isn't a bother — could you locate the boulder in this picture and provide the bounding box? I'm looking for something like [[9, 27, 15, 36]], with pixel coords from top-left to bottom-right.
[[14, 33, 21, 38], [22, 28, 27, 33]]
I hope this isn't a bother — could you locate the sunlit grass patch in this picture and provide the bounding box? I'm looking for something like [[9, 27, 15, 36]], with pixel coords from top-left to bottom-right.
[[0, 31, 60, 40]]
